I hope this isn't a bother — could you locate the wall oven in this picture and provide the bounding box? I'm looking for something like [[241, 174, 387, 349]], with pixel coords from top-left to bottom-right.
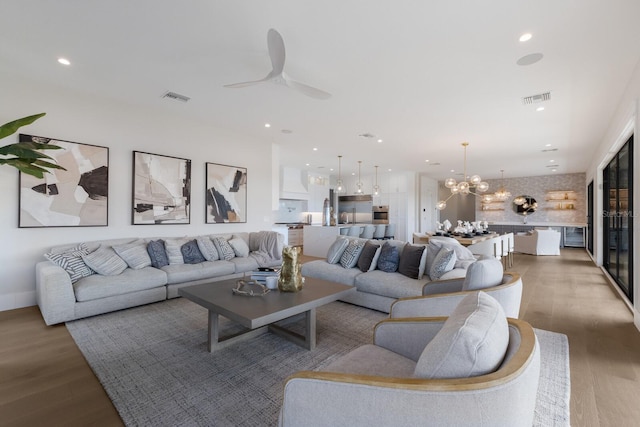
[[372, 205, 389, 224]]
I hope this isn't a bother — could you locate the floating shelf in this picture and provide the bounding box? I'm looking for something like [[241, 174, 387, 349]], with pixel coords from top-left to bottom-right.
[[546, 190, 578, 210]]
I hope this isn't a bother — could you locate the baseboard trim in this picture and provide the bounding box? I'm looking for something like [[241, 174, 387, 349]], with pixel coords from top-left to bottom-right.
[[0, 291, 37, 312]]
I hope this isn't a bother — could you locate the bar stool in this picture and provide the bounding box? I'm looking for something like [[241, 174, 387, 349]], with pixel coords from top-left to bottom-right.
[[347, 225, 361, 237], [383, 224, 396, 240], [360, 224, 375, 239], [373, 224, 386, 239]]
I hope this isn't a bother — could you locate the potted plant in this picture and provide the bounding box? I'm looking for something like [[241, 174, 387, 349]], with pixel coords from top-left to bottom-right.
[[0, 113, 66, 178]]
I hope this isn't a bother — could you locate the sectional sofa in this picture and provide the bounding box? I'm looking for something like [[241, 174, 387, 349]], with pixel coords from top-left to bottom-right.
[[301, 236, 478, 313], [36, 231, 283, 325]]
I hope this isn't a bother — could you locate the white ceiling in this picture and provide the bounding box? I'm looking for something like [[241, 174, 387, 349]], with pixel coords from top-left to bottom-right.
[[2, 1, 640, 180]]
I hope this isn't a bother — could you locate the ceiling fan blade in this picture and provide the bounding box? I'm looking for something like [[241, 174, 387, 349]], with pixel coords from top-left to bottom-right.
[[283, 77, 332, 100], [223, 76, 270, 88], [267, 28, 285, 75]]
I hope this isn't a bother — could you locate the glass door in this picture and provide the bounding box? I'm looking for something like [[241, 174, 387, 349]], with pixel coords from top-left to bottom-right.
[[587, 180, 593, 255], [603, 136, 633, 302]]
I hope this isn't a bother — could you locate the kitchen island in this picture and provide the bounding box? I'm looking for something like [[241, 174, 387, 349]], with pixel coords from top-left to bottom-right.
[[303, 225, 361, 257]]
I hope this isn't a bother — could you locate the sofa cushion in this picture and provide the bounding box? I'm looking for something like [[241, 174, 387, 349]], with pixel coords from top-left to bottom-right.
[[462, 258, 504, 291], [340, 239, 366, 268], [161, 260, 235, 284], [181, 240, 206, 264], [354, 271, 425, 299], [427, 239, 476, 270], [229, 256, 260, 273], [301, 260, 361, 286], [398, 244, 426, 279], [212, 236, 236, 261], [377, 242, 400, 273], [229, 237, 250, 258], [327, 237, 349, 264], [73, 266, 167, 302], [429, 247, 457, 280], [323, 344, 416, 378], [357, 241, 382, 272], [196, 236, 219, 261], [414, 291, 509, 379], [165, 238, 189, 265], [112, 239, 152, 269], [82, 246, 128, 276], [45, 243, 94, 283], [147, 239, 169, 268]]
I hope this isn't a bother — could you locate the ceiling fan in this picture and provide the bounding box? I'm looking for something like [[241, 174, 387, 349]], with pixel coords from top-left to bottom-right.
[[224, 29, 332, 100]]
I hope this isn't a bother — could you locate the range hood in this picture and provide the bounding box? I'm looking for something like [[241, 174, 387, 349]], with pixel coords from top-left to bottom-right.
[[280, 167, 309, 200]]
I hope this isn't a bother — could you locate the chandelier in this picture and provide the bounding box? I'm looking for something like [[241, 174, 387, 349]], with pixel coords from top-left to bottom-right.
[[492, 169, 511, 201], [336, 155, 345, 194], [436, 142, 489, 210]]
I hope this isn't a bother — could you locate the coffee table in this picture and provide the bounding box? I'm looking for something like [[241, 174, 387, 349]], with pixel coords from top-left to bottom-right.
[[178, 277, 355, 352]]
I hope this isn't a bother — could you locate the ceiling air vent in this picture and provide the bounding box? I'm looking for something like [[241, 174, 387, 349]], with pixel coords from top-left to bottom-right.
[[358, 133, 376, 139], [546, 164, 559, 168], [162, 91, 191, 103], [542, 148, 558, 152], [522, 91, 551, 105]]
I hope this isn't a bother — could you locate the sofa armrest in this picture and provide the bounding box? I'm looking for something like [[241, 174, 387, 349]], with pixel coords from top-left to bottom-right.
[[390, 293, 470, 319], [36, 261, 76, 325], [422, 278, 464, 295], [373, 317, 446, 361]]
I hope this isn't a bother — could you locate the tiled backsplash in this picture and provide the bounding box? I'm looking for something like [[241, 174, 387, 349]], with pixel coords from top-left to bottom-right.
[[276, 199, 308, 223], [475, 173, 587, 224]]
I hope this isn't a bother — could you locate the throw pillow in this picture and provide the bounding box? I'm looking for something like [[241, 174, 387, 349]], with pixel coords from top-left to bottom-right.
[[427, 239, 476, 270], [44, 243, 94, 283], [82, 246, 128, 276], [377, 242, 400, 273], [181, 240, 206, 264], [229, 237, 250, 258], [196, 236, 219, 261], [112, 239, 152, 269], [147, 239, 169, 268], [357, 241, 382, 272], [418, 246, 428, 279], [339, 239, 366, 269], [165, 238, 189, 265], [462, 258, 504, 291], [429, 247, 457, 280], [397, 244, 426, 279], [326, 237, 349, 264], [414, 291, 509, 379], [212, 236, 236, 261]]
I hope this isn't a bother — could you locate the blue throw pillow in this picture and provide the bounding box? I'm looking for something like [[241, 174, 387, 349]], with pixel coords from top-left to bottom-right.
[[377, 242, 400, 273], [147, 239, 169, 268], [181, 240, 206, 264]]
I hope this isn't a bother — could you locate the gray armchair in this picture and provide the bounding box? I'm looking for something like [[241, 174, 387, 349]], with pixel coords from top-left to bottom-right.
[[279, 292, 540, 427], [390, 258, 523, 318]]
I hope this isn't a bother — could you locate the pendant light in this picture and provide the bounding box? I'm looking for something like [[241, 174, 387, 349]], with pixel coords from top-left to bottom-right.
[[336, 155, 345, 194], [492, 169, 512, 201], [373, 165, 381, 196], [436, 142, 489, 210], [355, 160, 363, 194]]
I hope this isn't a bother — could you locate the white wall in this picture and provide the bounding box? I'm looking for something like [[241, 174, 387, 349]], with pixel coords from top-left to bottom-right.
[[0, 74, 274, 311], [585, 57, 640, 329]]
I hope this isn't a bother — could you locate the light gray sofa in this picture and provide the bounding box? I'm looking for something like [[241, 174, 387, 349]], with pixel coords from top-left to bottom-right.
[[36, 231, 283, 325], [301, 237, 477, 313]]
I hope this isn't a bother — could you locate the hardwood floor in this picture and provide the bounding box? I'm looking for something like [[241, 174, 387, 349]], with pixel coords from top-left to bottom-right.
[[1, 249, 638, 426]]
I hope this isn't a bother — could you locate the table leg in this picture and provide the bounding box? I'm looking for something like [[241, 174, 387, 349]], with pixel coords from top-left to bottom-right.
[[268, 308, 317, 350], [208, 310, 219, 353]]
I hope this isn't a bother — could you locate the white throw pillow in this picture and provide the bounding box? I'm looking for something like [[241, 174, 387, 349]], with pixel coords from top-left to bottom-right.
[[327, 237, 350, 264], [229, 237, 250, 258], [339, 239, 366, 269], [82, 245, 128, 276], [428, 247, 456, 280], [196, 236, 219, 261], [462, 258, 504, 291], [212, 236, 236, 261], [165, 238, 189, 265], [112, 239, 152, 269], [414, 291, 509, 379]]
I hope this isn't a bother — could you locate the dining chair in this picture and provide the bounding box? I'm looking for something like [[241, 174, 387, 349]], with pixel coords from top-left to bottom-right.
[[500, 234, 510, 269], [467, 236, 502, 261]]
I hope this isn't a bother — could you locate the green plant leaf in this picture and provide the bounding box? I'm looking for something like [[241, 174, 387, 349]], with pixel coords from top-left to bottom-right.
[[32, 159, 66, 171], [0, 143, 56, 159], [0, 113, 46, 140], [0, 158, 49, 178], [14, 140, 64, 151]]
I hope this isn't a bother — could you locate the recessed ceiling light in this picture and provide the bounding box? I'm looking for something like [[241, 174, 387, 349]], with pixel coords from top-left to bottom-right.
[[57, 58, 71, 66], [545, 143, 552, 147], [330, 168, 334, 171], [450, 169, 455, 173], [387, 169, 392, 172], [552, 169, 557, 172], [305, 163, 310, 166], [377, 139, 383, 143], [264, 123, 271, 128], [550, 160, 555, 163], [352, 172, 356, 176], [519, 33, 532, 42], [425, 160, 429, 162], [536, 106, 545, 111], [313, 147, 318, 151]]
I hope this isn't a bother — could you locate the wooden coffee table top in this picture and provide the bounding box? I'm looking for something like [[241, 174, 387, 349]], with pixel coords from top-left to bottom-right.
[[178, 276, 355, 330]]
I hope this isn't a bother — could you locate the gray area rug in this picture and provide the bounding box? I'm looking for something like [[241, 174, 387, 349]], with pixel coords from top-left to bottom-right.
[[67, 298, 570, 427]]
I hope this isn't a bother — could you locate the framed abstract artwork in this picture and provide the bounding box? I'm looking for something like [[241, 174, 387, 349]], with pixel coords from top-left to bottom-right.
[[18, 134, 109, 228], [205, 162, 247, 223], [132, 151, 191, 225]]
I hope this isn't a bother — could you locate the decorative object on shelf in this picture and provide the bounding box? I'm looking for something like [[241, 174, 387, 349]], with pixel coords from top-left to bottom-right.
[[545, 190, 577, 210], [335, 155, 345, 194], [133, 151, 191, 225], [373, 165, 381, 196], [19, 133, 109, 228], [205, 162, 247, 223], [492, 169, 512, 201], [355, 160, 363, 194], [0, 113, 67, 178], [232, 280, 270, 297], [278, 246, 304, 292], [437, 142, 490, 210]]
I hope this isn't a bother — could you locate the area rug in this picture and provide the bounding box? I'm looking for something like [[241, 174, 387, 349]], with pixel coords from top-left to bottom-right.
[[67, 299, 570, 427]]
